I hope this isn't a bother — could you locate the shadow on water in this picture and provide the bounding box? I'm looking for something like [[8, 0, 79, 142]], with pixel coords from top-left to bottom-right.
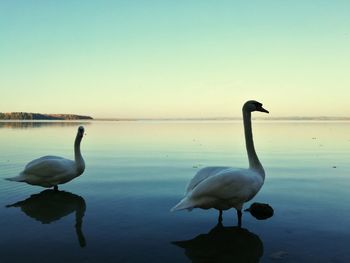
[[0, 121, 91, 129], [173, 222, 263, 263], [6, 189, 87, 247]]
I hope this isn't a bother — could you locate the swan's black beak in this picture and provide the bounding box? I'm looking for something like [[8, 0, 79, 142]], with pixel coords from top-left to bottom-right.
[[259, 106, 269, 113]]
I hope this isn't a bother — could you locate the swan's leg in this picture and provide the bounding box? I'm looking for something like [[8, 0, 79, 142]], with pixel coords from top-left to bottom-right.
[[236, 209, 242, 228], [218, 210, 223, 223], [53, 185, 58, 191], [215, 220, 224, 229]]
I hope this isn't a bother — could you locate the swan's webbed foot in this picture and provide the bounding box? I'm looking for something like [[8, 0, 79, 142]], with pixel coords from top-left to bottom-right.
[[53, 185, 58, 191], [218, 210, 223, 223], [236, 209, 242, 228]]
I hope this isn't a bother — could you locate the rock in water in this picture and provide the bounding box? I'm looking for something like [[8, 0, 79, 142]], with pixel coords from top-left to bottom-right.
[[245, 202, 274, 220]]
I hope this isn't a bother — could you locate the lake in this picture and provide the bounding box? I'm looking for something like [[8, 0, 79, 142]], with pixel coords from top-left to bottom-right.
[[0, 120, 349, 262]]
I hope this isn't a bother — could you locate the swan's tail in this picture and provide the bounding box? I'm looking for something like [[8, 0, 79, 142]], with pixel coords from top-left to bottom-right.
[[5, 175, 25, 182], [170, 197, 195, 212]]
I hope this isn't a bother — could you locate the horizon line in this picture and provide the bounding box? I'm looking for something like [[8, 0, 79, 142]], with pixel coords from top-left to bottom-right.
[[93, 116, 350, 121]]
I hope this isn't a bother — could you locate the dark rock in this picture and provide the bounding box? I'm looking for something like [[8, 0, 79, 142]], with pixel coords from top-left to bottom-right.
[[245, 202, 274, 220]]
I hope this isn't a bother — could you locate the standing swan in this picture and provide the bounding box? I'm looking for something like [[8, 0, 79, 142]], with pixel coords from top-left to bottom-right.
[[6, 126, 85, 190], [171, 101, 269, 226]]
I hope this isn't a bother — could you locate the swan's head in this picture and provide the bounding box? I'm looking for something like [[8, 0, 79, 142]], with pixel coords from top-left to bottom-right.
[[243, 100, 269, 114], [77, 126, 85, 138]]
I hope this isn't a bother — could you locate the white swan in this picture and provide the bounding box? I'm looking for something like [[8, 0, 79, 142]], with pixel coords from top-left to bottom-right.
[[171, 100, 269, 226], [6, 126, 85, 190]]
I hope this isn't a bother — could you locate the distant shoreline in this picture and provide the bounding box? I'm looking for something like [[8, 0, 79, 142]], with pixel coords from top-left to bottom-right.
[[0, 112, 93, 120]]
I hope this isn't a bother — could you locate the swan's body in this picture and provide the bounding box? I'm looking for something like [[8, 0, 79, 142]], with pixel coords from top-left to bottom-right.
[[171, 100, 269, 226], [6, 126, 85, 189], [180, 167, 264, 211]]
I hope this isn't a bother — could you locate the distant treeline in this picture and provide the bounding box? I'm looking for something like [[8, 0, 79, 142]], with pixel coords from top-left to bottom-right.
[[0, 112, 93, 120]]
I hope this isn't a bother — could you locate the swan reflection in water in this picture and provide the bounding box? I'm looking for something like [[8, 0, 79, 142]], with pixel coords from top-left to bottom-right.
[[173, 223, 263, 263], [6, 189, 86, 247]]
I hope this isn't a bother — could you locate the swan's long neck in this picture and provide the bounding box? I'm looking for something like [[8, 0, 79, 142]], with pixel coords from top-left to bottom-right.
[[243, 109, 265, 179], [74, 134, 85, 175]]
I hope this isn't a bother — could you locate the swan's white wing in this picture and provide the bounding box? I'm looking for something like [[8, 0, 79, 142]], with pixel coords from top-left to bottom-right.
[[186, 167, 230, 194], [25, 155, 65, 170], [23, 157, 75, 177], [191, 168, 263, 203]]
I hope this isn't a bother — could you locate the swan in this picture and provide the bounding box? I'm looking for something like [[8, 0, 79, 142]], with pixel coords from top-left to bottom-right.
[[6, 126, 85, 190], [171, 100, 269, 226]]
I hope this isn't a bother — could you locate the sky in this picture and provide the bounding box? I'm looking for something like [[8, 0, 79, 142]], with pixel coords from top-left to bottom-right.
[[0, 0, 349, 118]]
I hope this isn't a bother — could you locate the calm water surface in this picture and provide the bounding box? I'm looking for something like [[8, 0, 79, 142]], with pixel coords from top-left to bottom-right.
[[0, 120, 349, 262]]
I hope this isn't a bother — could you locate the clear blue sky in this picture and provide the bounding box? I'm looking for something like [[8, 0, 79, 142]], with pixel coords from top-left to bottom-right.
[[1, 1, 349, 118]]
